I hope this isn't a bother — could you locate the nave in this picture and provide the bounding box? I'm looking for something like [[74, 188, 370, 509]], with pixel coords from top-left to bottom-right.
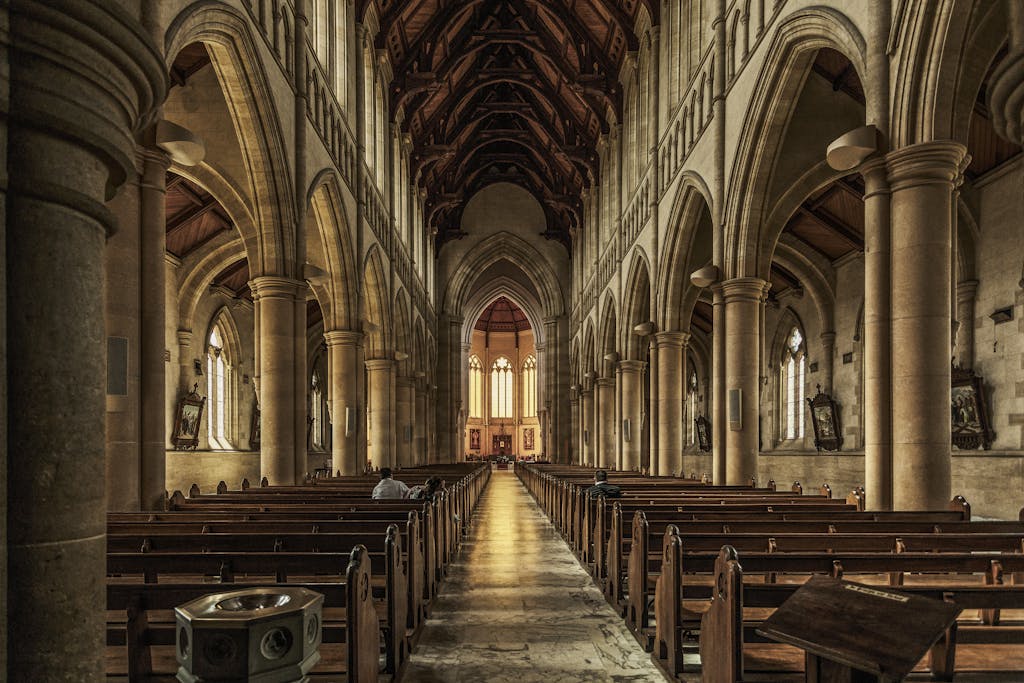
[[405, 469, 666, 683]]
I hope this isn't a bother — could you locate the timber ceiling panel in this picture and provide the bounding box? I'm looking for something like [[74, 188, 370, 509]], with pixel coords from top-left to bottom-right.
[[371, 0, 656, 251], [474, 296, 532, 332], [165, 174, 234, 259], [211, 258, 251, 301]]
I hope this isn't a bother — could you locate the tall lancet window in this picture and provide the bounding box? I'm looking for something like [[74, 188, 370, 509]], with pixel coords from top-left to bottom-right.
[[207, 325, 231, 449], [687, 369, 699, 445], [522, 355, 537, 417], [782, 327, 807, 440], [310, 371, 324, 450], [491, 356, 513, 418], [468, 355, 483, 418]]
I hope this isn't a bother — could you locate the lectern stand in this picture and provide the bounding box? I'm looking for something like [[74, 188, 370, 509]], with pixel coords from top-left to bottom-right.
[[756, 576, 961, 682]]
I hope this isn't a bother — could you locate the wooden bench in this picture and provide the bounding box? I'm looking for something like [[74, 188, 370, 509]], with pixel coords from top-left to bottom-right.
[[693, 545, 1024, 682], [106, 545, 378, 682]]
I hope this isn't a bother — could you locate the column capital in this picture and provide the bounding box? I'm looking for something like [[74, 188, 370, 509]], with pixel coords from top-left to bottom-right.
[[460, 342, 472, 353], [250, 275, 306, 300], [654, 330, 690, 348], [617, 359, 647, 374], [396, 376, 416, 389], [543, 316, 561, 327], [365, 358, 395, 371], [136, 145, 172, 175], [956, 279, 979, 301], [164, 252, 182, 268], [176, 329, 193, 346], [596, 377, 616, 388], [719, 277, 771, 303], [885, 141, 968, 192], [820, 331, 837, 345], [324, 329, 363, 347]]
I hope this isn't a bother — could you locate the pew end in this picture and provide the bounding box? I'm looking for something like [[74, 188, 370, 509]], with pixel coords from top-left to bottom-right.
[[699, 546, 743, 683], [188, 483, 200, 498], [949, 495, 971, 521]]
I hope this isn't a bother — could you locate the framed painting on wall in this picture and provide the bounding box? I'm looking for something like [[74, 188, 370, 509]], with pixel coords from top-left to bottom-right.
[[695, 415, 711, 452], [807, 385, 842, 452], [172, 383, 206, 451], [469, 428, 481, 451], [951, 364, 994, 450], [249, 407, 260, 451], [523, 427, 535, 451]]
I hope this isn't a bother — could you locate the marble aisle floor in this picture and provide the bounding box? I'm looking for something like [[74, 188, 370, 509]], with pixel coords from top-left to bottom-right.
[[403, 469, 669, 683]]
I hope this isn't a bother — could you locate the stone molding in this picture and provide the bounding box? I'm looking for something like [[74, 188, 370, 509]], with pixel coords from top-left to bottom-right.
[[885, 141, 968, 192], [324, 330, 363, 347]]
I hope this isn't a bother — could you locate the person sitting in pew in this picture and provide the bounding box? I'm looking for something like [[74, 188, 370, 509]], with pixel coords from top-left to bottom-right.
[[408, 476, 443, 501], [372, 467, 410, 500], [587, 470, 622, 499]]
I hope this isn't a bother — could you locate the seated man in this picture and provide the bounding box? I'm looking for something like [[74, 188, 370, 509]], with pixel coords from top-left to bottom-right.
[[586, 469, 621, 499], [371, 467, 409, 499]]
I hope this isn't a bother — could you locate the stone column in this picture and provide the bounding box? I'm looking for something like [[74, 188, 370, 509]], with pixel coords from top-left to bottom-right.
[[414, 378, 427, 465], [656, 331, 689, 477], [139, 148, 170, 509], [862, 157, 893, 510], [396, 376, 415, 466], [165, 256, 182, 447], [618, 360, 645, 471], [581, 378, 595, 466], [6, 1, 164, 678], [325, 330, 361, 475], [569, 389, 580, 465], [711, 283, 727, 484], [819, 331, 836, 395], [886, 142, 966, 510], [294, 293, 308, 478], [436, 315, 462, 463], [722, 277, 770, 485], [366, 358, 396, 468], [596, 377, 616, 469], [251, 276, 303, 484], [956, 280, 979, 368]]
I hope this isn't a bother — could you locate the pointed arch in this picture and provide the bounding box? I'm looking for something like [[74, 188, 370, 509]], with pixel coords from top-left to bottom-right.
[[165, 1, 297, 277], [362, 245, 391, 358], [308, 169, 358, 331], [659, 172, 714, 331], [724, 6, 868, 279], [622, 248, 653, 359]]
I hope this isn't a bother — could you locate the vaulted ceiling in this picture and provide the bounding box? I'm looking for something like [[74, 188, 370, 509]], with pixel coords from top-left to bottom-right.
[[474, 296, 531, 333], [369, 0, 655, 251]]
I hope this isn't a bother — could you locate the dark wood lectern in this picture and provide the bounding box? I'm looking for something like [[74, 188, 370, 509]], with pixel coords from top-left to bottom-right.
[[756, 575, 961, 682]]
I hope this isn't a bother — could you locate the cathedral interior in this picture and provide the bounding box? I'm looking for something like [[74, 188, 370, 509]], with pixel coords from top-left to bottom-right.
[[3, 0, 1024, 679]]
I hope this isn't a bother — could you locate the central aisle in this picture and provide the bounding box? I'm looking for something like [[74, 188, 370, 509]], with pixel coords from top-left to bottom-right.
[[403, 469, 668, 682]]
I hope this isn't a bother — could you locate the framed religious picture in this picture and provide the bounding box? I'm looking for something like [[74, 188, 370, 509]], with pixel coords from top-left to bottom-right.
[[807, 385, 842, 452], [951, 364, 994, 450], [469, 428, 481, 451], [695, 415, 711, 452], [523, 427, 535, 451], [172, 383, 206, 450], [249, 407, 260, 451]]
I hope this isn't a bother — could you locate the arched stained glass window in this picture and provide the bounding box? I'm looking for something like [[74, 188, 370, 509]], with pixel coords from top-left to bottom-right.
[[781, 327, 807, 440], [469, 355, 483, 418], [687, 369, 699, 445], [522, 355, 537, 417], [311, 371, 324, 450], [491, 356, 513, 418], [207, 324, 231, 449]]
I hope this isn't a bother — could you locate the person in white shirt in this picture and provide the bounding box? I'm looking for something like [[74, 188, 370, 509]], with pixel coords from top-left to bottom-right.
[[371, 467, 409, 500]]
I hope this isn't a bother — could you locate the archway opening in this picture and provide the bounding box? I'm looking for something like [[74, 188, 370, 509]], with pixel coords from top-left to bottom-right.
[[464, 297, 540, 462]]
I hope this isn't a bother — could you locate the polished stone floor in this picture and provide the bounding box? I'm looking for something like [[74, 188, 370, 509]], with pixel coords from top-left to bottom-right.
[[403, 469, 669, 682]]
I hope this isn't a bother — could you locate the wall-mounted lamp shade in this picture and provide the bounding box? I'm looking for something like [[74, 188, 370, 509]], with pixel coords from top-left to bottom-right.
[[584, 370, 597, 380], [362, 319, 379, 333], [633, 321, 656, 336], [990, 307, 1014, 324], [604, 352, 620, 363], [826, 125, 880, 171], [155, 119, 206, 166], [690, 265, 720, 288], [394, 351, 409, 361]]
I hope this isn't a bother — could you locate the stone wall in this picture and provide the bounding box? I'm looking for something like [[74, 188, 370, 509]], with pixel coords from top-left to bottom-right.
[[166, 450, 260, 495]]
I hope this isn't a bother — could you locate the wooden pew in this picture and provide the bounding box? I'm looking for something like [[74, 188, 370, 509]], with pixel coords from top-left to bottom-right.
[[106, 545, 378, 682], [694, 545, 1024, 682], [108, 524, 410, 678]]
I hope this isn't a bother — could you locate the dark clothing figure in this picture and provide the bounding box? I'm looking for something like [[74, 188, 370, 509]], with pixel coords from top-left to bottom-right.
[[586, 470, 622, 499]]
